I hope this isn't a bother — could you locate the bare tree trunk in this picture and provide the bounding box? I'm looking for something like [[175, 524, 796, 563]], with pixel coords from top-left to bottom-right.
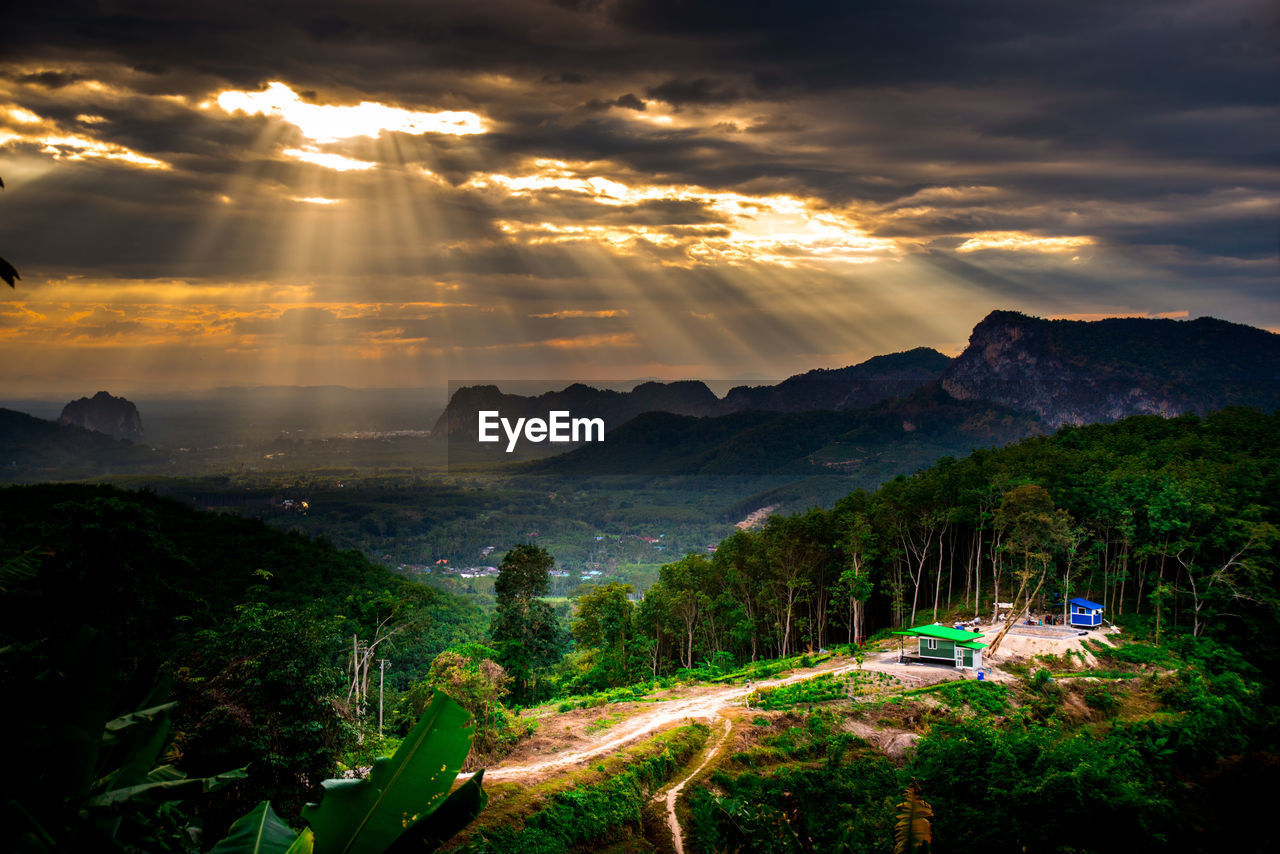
[[932, 530, 945, 621], [974, 530, 983, 615], [987, 563, 1049, 657], [1118, 541, 1128, 617]]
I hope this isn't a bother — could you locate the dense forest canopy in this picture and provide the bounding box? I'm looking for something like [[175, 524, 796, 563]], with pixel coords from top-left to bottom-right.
[[3, 406, 1278, 852], [0, 485, 490, 845], [562, 408, 1280, 691]]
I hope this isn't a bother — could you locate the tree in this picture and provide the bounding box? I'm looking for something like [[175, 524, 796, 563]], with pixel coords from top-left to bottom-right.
[[570, 582, 636, 688], [493, 543, 553, 602], [660, 555, 711, 669], [987, 485, 1072, 657], [489, 544, 566, 702], [714, 530, 768, 661], [835, 509, 877, 644], [400, 649, 510, 759], [762, 512, 830, 656], [176, 603, 350, 823], [633, 582, 672, 678]]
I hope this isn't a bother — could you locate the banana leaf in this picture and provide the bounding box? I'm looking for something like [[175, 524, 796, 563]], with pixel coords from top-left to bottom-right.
[[893, 783, 933, 854], [302, 692, 475, 854], [385, 770, 487, 854], [210, 801, 303, 854], [87, 768, 247, 807]]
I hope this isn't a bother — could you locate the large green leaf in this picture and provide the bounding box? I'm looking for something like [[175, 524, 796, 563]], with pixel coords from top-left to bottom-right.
[[87, 768, 247, 807], [104, 701, 179, 733], [285, 829, 315, 854], [210, 801, 302, 854], [99, 705, 175, 792], [302, 692, 475, 854], [385, 770, 488, 854], [893, 783, 933, 854]]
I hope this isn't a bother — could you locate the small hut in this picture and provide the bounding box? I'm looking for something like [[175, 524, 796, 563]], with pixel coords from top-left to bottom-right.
[[1068, 597, 1103, 628], [891, 624, 987, 670]]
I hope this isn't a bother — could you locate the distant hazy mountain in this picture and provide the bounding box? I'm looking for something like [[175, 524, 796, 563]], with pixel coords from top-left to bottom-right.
[[0, 408, 155, 479], [59, 391, 144, 441], [719, 347, 951, 413], [435, 348, 952, 440], [524, 383, 1042, 477], [529, 310, 1280, 478], [433, 380, 723, 440], [941, 311, 1280, 427]]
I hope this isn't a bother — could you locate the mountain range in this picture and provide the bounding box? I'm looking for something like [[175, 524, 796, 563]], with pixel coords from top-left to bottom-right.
[[3, 310, 1277, 482], [0, 407, 156, 477], [444, 310, 1279, 476], [940, 310, 1280, 426], [434, 346, 953, 440]]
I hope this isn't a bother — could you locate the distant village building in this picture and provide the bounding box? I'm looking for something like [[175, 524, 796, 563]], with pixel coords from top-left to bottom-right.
[[1068, 597, 1103, 628], [892, 624, 987, 670]]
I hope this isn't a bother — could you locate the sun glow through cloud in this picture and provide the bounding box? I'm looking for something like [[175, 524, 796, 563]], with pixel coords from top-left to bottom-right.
[[1, 103, 170, 169], [472, 159, 900, 268], [282, 147, 377, 172], [213, 81, 488, 142], [955, 231, 1095, 253], [0, 0, 1272, 396]]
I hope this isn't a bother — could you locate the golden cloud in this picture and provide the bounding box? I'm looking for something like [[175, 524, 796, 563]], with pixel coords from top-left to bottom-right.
[[529, 309, 630, 319], [955, 231, 1095, 253], [474, 159, 900, 269], [211, 82, 488, 142]]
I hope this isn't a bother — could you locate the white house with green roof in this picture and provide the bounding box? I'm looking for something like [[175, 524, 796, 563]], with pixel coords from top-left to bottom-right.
[[891, 624, 988, 670]]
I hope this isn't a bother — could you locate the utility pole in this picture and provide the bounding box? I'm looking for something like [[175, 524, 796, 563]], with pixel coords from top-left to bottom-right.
[[378, 659, 388, 737]]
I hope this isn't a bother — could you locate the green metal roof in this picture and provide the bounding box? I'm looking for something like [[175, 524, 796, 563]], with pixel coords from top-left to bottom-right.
[[957, 640, 989, 649], [891, 624, 986, 642]]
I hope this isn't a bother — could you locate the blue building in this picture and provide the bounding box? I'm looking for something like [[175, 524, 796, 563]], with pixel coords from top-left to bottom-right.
[[1068, 597, 1103, 628]]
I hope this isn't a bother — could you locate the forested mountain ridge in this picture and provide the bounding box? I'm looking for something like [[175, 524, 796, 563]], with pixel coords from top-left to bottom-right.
[[527, 311, 1280, 477], [434, 348, 952, 440], [941, 310, 1280, 426], [432, 380, 722, 439], [575, 407, 1280, 683], [0, 407, 158, 477], [525, 382, 1041, 476], [0, 483, 489, 837], [716, 346, 951, 413]]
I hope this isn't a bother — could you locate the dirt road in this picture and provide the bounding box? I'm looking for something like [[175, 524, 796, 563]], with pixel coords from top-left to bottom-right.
[[458, 653, 960, 849], [465, 654, 950, 784], [654, 716, 733, 854]]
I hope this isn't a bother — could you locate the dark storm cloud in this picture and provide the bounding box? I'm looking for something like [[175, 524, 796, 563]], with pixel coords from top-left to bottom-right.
[[645, 78, 742, 105], [581, 92, 646, 112], [10, 70, 88, 88], [1, 0, 1277, 345]]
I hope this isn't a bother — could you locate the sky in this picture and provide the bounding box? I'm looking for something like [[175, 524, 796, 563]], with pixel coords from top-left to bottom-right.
[[1, 0, 1277, 395]]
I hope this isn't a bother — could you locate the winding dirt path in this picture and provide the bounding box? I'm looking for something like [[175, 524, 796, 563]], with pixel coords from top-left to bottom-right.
[[460, 654, 954, 785], [656, 715, 733, 854]]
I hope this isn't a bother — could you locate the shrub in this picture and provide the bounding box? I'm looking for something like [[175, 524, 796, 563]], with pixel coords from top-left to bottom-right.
[[1084, 686, 1119, 715]]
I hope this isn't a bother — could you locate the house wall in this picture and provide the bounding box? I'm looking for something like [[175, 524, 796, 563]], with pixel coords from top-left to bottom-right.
[[918, 638, 955, 659]]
